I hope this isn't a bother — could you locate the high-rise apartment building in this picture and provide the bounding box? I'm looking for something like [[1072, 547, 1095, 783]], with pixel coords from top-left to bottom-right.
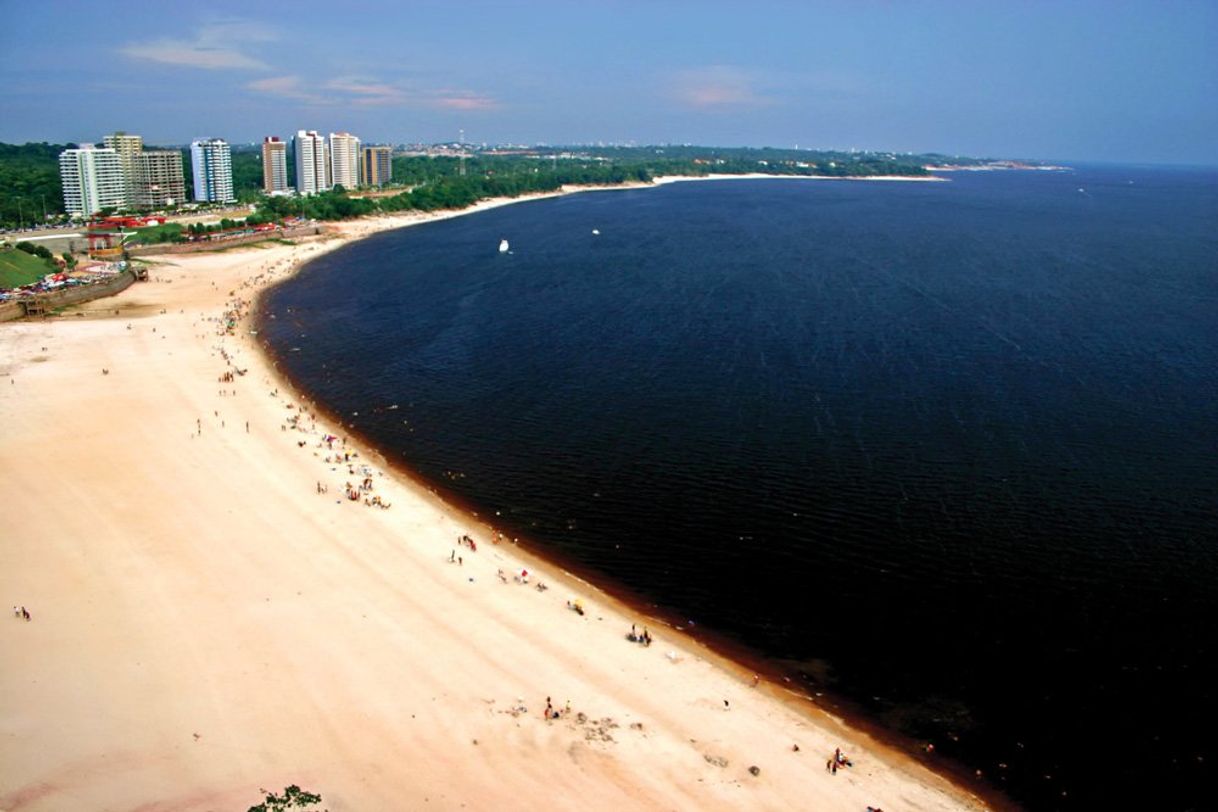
[[329, 132, 361, 190], [190, 138, 235, 203], [361, 145, 393, 187], [294, 130, 329, 195], [103, 131, 143, 207], [262, 136, 289, 194], [58, 144, 126, 216], [135, 150, 186, 208]]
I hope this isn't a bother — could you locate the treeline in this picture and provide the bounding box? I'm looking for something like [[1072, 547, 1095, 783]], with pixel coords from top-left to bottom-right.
[[0, 143, 68, 229], [241, 161, 652, 224], [0, 140, 994, 231]]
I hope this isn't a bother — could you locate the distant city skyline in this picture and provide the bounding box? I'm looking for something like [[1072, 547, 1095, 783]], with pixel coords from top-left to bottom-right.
[[2, 1, 1215, 165]]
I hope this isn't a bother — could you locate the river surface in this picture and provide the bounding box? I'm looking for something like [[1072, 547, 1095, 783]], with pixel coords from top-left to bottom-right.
[[260, 168, 1217, 810]]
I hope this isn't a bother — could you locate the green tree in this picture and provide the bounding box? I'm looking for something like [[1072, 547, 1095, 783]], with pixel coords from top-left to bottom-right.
[[0, 142, 67, 228], [15, 241, 54, 261]]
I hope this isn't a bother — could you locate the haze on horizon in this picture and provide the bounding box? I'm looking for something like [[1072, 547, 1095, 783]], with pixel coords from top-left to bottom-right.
[[1, 0, 1214, 166]]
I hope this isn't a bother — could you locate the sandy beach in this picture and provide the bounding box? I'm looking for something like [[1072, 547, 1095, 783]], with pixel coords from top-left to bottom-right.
[[1, 193, 987, 811]]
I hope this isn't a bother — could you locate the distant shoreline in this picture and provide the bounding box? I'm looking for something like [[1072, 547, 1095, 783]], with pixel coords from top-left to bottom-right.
[[655, 172, 949, 183]]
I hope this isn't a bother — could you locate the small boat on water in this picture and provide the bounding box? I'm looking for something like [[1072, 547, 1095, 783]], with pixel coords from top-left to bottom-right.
[[499, 239, 510, 253]]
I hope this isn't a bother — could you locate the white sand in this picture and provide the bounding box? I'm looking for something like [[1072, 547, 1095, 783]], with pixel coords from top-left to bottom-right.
[[0, 195, 987, 811]]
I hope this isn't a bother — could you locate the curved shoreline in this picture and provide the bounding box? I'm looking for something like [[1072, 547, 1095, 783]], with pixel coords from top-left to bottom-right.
[[1, 183, 992, 811], [257, 189, 1013, 810]]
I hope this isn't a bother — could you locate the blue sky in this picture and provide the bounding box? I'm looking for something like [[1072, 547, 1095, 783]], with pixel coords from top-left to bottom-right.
[[1, 0, 1214, 164]]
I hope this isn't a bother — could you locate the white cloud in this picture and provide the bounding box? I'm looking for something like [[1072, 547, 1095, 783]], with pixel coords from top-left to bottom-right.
[[426, 90, 498, 111], [247, 72, 498, 111], [120, 19, 275, 71], [246, 75, 326, 104], [669, 66, 775, 110], [324, 77, 409, 107]]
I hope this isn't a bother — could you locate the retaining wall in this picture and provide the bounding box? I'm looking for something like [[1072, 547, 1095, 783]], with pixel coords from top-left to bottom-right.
[[129, 224, 327, 257], [0, 270, 136, 323]]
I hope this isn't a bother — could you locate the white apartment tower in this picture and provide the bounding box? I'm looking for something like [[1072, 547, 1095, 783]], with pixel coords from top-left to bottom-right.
[[329, 132, 361, 190], [294, 130, 329, 195], [58, 144, 126, 216], [262, 136, 288, 194], [190, 138, 235, 203]]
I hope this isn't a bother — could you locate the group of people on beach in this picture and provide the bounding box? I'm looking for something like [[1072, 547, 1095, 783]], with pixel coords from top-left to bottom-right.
[[12, 605, 31, 621], [826, 747, 853, 775], [543, 695, 571, 721], [626, 623, 653, 646]]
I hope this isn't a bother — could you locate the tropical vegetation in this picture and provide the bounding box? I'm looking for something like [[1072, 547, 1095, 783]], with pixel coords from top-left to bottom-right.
[[1, 140, 1002, 232]]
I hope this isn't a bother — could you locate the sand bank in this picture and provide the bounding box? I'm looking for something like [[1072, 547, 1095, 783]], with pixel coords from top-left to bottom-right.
[[654, 172, 948, 184], [1, 193, 986, 811]]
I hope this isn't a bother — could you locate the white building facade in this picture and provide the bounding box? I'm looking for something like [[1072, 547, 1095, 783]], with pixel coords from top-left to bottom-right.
[[328, 132, 361, 190], [294, 130, 330, 195], [190, 138, 235, 203], [58, 144, 127, 216]]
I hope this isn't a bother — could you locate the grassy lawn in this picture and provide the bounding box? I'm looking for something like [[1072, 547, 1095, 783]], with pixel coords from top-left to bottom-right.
[[131, 222, 184, 245], [0, 247, 53, 289]]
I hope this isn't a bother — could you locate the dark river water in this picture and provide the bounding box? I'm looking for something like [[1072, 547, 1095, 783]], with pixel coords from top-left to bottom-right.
[[260, 168, 1217, 810]]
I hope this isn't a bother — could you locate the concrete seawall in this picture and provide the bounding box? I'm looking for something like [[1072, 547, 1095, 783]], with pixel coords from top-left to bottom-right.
[[129, 224, 326, 257], [0, 270, 136, 323]]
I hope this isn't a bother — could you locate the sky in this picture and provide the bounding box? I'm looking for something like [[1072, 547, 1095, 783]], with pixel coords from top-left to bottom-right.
[[1, 0, 1215, 164]]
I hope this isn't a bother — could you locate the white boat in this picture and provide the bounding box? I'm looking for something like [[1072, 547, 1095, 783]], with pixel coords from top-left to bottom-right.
[[499, 239, 509, 253], [592, 229, 600, 235]]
